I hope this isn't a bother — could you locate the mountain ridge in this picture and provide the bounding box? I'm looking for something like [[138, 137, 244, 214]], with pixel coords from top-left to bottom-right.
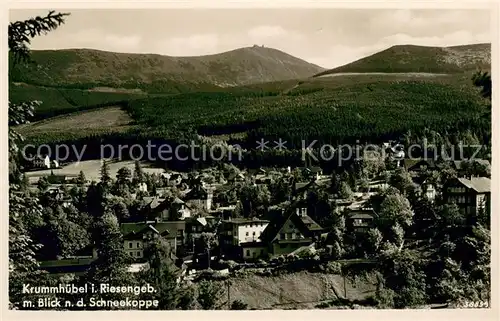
[[314, 43, 491, 77], [9, 45, 326, 89]]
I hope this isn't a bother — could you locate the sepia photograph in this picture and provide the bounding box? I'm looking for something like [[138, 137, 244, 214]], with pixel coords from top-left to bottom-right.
[[7, 5, 494, 312]]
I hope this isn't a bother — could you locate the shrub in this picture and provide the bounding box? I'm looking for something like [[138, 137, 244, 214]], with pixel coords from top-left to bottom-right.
[[325, 261, 343, 274]]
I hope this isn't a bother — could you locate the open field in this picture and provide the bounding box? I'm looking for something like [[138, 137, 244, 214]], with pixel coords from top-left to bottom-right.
[[25, 159, 165, 183], [18, 106, 134, 137]]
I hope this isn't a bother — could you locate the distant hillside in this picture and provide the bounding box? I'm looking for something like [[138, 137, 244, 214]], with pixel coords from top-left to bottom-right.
[[9, 46, 325, 90], [314, 43, 491, 77], [21, 74, 490, 150]]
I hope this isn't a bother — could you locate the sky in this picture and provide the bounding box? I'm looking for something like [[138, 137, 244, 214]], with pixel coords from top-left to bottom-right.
[[10, 9, 491, 68]]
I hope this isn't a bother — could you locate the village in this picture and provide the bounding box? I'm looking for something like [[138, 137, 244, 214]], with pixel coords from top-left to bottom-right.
[[22, 141, 491, 291]]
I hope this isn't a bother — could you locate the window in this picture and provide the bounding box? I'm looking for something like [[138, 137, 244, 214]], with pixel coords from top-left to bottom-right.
[[128, 242, 132, 249], [136, 242, 140, 248], [246, 232, 249, 236], [287, 233, 292, 239], [246, 250, 250, 256], [280, 233, 285, 240], [260, 249, 264, 255], [252, 231, 256, 236], [137, 251, 141, 257]]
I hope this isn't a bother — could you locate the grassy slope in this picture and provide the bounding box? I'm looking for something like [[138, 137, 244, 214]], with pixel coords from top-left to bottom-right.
[[314, 43, 491, 76], [9, 46, 325, 89], [195, 271, 377, 310]]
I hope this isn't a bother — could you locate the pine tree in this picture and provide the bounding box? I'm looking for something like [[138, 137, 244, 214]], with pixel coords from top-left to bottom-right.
[[76, 170, 87, 186], [100, 160, 112, 185], [133, 160, 145, 184], [83, 213, 135, 306], [138, 239, 193, 309]]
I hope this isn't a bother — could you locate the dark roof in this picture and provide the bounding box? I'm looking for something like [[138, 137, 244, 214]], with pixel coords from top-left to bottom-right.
[[184, 186, 209, 200], [222, 218, 269, 225], [294, 180, 319, 192], [240, 241, 265, 248], [411, 176, 434, 186], [298, 166, 322, 173], [172, 197, 185, 204], [347, 209, 377, 220], [260, 202, 323, 243], [298, 214, 323, 231], [403, 158, 436, 170], [120, 221, 186, 240]]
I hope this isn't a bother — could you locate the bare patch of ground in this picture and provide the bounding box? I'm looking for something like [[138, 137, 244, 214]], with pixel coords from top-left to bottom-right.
[[201, 271, 377, 310], [19, 106, 133, 134], [88, 87, 146, 94], [318, 72, 448, 78]]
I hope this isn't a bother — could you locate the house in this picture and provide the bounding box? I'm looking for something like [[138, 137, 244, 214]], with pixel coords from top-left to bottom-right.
[[299, 166, 323, 180], [142, 197, 192, 221], [154, 187, 170, 197], [120, 221, 187, 259], [403, 158, 436, 174], [138, 182, 148, 193], [385, 145, 405, 167], [294, 180, 322, 199], [47, 174, 68, 184], [141, 197, 168, 220], [260, 205, 323, 256], [210, 205, 237, 219], [345, 208, 377, 233], [443, 177, 491, 215], [28, 154, 51, 169], [185, 217, 210, 254], [46, 188, 73, 208], [412, 176, 437, 202], [241, 241, 267, 260], [227, 172, 246, 183], [165, 173, 184, 186], [219, 217, 269, 260], [171, 197, 192, 220], [330, 199, 354, 212], [184, 186, 213, 211]]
